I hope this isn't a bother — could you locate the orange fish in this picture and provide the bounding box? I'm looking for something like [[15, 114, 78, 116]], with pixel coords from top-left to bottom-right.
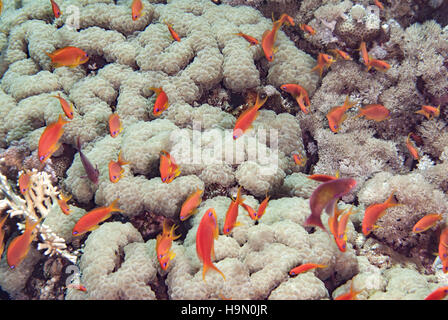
[[289, 263, 327, 276], [406, 133, 420, 161], [305, 178, 357, 231], [374, 0, 384, 10], [335, 282, 361, 300], [354, 104, 390, 121], [310, 53, 335, 78], [273, 13, 295, 27], [280, 84, 311, 114], [415, 105, 441, 120], [72, 199, 122, 236], [412, 213, 443, 233], [233, 93, 268, 139], [358, 41, 370, 68], [67, 284, 87, 292], [196, 208, 226, 282], [50, 0, 61, 18], [438, 228, 448, 273], [328, 49, 352, 61], [425, 286, 448, 300], [150, 87, 169, 116], [52, 94, 74, 120], [362, 191, 401, 236], [156, 220, 180, 270], [223, 187, 245, 235], [293, 153, 307, 167], [38, 114, 69, 163], [18, 170, 33, 195], [164, 21, 181, 42], [299, 23, 315, 36], [307, 171, 340, 183], [0, 213, 9, 258], [261, 26, 278, 62], [159, 150, 181, 183], [108, 113, 123, 138], [108, 151, 129, 183], [367, 58, 390, 72], [46, 46, 89, 68], [180, 189, 203, 221], [7, 217, 42, 269], [131, 0, 144, 21], [57, 193, 72, 215], [335, 207, 355, 252], [328, 206, 344, 245], [327, 96, 357, 133], [234, 32, 259, 46], [255, 195, 270, 221]]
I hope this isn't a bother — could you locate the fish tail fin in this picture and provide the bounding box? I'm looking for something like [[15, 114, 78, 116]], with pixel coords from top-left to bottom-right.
[[149, 87, 161, 95], [109, 198, 123, 213], [203, 262, 226, 282], [57, 114, 69, 125], [304, 215, 326, 231], [117, 151, 130, 166], [170, 224, 181, 240], [75, 137, 82, 151]]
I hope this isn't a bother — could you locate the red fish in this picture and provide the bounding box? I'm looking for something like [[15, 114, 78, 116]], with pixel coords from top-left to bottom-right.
[[57, 193, 72, 215], [367, 58, 390, 72], [289, 263, 327, 276], [108, 151, 129, 183], [255, 195, 270, 221], [425, 286, 448, 300], [52, 94, 74, 120], [415, 105, 441, 120], [307, 171, 340, 183], [164, 21, 181, 42], [241, 202, 258, 221], [159, 150, 181, 183], [273, 13, 295, 28], [50, 0, 61, 18], [310, 53, 335, 78], [7, 217, 42, 269], [412, 213, 443, 233], [38, 114, 69, 163], [0, 213, 9, 258], [406, 133, 420, 161], [261, 23, 279, 62], [293, 153, 307, 167], [335, 207, 355, 252], [131, 0, 144, 21], [180, 189, 203, 221], [362, 191, 401, 236], [156, 220, 181, 270], [299, 23, 315, 36], [335, 282, 361, 300], [438, 228, 448, 273], [234, 32, 259, 46], [354, 104, 390, 121], [72, 199, 122, 236], [305, 178, 357, 231], [358, 41, 370, 68], [18, 170, 33, 195], [150, 87, 169, 116], [67, 284, 87, 292], [327, 96, 357, 133], [280, 84, 311, 114], [374, 0, 384, 10], [108, 113, 123, 138], [76, 137, 99, 184], [46, 46, 89, 68], [233, 93, 268, 139], [328, 49, 352, 61], [196, 208, 226, 282], [223, 187, 245, 235]]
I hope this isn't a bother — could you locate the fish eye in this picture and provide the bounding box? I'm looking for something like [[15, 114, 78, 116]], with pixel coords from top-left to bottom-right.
[[226, 228, 229, 232], [10, 265, 15, 269], [73, 231, 78, 235], [163, 262, 167, 268], [22, 188, 26, 192], [113, 176, 117, 179], [156, 108, 159, 112], [290, 272, 295, 276], [342, 244, 346, 249], [334, 125, 338, 129], [162, 177, 166, 182], [233, 135, 238, 139], [85, 53, 89, 57], [39, 155, 45, 161], [415, 228, 421, 231], [208, 211, 212, 217]]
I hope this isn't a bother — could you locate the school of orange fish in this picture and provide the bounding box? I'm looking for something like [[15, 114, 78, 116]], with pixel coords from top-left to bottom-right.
[[1, 0, 446, 300]]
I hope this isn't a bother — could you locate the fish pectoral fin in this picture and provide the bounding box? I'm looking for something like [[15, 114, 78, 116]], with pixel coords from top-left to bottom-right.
[[234, 221, 243, 227], [87, 225, 100, 232]]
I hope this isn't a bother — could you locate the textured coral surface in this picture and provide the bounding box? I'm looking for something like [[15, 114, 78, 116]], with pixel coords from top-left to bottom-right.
[[0, 0, 447, 302]]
